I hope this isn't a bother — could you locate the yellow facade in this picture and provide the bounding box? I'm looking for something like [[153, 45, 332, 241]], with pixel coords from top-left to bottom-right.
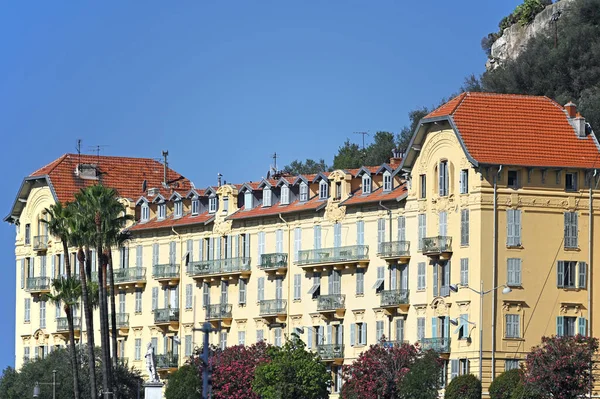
[[11, 121, 600, 396]]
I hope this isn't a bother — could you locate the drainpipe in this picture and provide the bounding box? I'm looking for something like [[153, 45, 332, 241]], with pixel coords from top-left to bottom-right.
[[171, 226, 183, 363], [588, 170, 595, 397], [379, 201, 394, 339], [278, 214, 291, 337], [491, 165, 502, 382]]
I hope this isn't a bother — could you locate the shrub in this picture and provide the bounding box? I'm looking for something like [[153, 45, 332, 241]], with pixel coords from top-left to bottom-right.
[[165, 364, 202, 399], [489, 369, 522, 399], [444, 374, 482, 399]]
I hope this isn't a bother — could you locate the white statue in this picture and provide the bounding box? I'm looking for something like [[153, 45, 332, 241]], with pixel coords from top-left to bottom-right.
[[145, 342, 159, 383]]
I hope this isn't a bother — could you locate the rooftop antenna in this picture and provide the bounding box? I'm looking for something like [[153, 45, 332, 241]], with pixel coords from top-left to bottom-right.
[[162, 150, 169, 188], [88, 145, 109, 163], [354, 131, 370, 151], [76, 139, 82, 165]]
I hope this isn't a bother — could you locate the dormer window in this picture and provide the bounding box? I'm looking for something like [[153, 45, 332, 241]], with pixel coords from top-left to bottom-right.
[[362, 174, 372, 194], [191, 197, 199, 215], [244, 191, 254, 210], [174, 200, 183, 218], [319, 180, 329, 200], [334, 182, 342, 201], [263, 188, 272, 207], [157, 203, 166, 220], [209, 196, 218, 213], [223, 197, 229, 213], [383, 171, 392, 192], [141, 203, 150, 222], [281, 186, 290, 205], [300, 182, 308, 202]]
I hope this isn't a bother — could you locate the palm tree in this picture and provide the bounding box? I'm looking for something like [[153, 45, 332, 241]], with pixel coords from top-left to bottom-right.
[[47, 276, 82, 399], [44, 202, 73, 277]]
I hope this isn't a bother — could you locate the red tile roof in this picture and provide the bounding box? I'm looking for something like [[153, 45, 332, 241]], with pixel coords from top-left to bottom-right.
[[129, 211, 214, 231], [227, 196, 325, 220], [424, 92, 600, 169], [30, 154, 192, 203], [341, 184, 408, 206]]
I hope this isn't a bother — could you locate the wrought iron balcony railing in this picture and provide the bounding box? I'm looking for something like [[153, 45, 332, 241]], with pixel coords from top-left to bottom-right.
[[113, 267, 146, 284], [153, 264, 180, 279], [115, 313, 129, 328], [154, 308, 179, 324], [297, 245, 369, 266], [56, 316, 81, 332], [206, 304, 233, 320], [156, 353, 178, 369], [380, 289, 409, 307], [421, 236, 452, 254], [33, 235, 49, 251], [259, 299, 287, 316], [259, 253, 288, 270], [421, 337, 451, 353], [26, 277, 52, 292], [187, 257, 251, 277], [378, 241, 410, 258], [317, 294, 345, 311], [316, 344, 344, 360]]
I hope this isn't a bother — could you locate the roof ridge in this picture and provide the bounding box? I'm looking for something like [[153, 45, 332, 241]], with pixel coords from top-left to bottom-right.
[[450, 92, 470, 115], [30, 153, 68, 176]]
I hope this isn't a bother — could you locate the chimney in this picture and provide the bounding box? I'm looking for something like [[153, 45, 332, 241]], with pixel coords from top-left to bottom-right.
[[574, 113, 587, 138], [565, 101, 577, 118], [390, 148, 403, 167], [217, 173, 222, 187]]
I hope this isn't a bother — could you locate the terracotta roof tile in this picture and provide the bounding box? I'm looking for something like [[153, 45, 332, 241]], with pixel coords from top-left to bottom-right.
[[31, 154, 192, 203], [424, 92, 600, 169], [227, 197, 324, 220], [341, 184, 407, 206], [129, 211, 214, 231]]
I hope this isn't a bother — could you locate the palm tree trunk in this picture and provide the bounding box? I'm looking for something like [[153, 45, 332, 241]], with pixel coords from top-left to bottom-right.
[[107, 251, 119, 399], [79, 248, 97, 399], [63, 240, 72, 277], [98, 245, 112, 398], [84, 247, 95, 341], [66, 304, 81, 399]]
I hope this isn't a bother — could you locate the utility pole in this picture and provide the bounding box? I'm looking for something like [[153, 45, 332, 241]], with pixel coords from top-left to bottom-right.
[[162, 150, 169, 187], [354, 132, 369, 151], [192, 322, 217, 399]]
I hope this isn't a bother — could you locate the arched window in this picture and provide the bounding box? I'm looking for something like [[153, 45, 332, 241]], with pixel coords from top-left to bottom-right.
[[383, 171, 392, 192], [157, 203, 166, 220], [362, 174, 372, 194], [191, 196, 199, 215], [141, 203, 150, 222], [319, 180, 329, 200], [299, 182, 308, 202]]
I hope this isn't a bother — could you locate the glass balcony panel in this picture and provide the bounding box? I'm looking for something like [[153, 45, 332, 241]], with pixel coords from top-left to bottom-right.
[[113, 267, 146, 284], [296, 245, 369, 266], [259, 299, 287, 316], [420, 337, 451, 353], [187, 258, 251, 277], [33, 235, 49, 251], [116, 313, 129, 328], [56, 316, 81, 332], [206, 304, 233, 320], [154, 308, 180, 323], [156, 353, 178, 369], [26, 277, 52, 292], [380, 289, 409, 307], [317, 294, 345, 311], [259, 253, 288, 270], [153, 264, 180, 279], [378, 241, 410, 257], [421, 236, 452, 254], [316, 344, 345, 360]]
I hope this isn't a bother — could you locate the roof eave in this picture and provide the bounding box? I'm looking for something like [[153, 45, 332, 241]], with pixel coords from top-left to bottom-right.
[[4, 175, 58, 224]]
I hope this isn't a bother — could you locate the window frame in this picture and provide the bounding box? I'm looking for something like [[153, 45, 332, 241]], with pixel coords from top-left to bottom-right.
[[191, 197, 199, 215], [505, 314, 521, 338], [565, 172, 578, 192], [141, 203, 150, 222], [459, 169, 469, 194], [507, 170, 519, 189], [507, 258, 522, 287], [438, 160, 449, 197], [208, 196, 218, 213], [299, 182, 308, 202], [362, 174, 372, 194], [157, 203, 166, 220], [383, 171, 392, 192], [419, 174, 426, 199], [174, 200, 183, 218], [319, 180, 328, 200], [280, 185, 290, 205]]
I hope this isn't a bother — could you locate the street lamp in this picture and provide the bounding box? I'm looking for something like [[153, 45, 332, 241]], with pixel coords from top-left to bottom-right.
[[448, 281, 512, 382], [33, 369, 58, 398]]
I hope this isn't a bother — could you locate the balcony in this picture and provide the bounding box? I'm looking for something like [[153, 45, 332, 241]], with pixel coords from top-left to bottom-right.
[[206, 303, 233, 320], [113, 267, 147, 288], [32, 235, 49, 252], [296, 245, 369, 270], [56, 317, 81, 333], [187, 257, 251, 280], [26, 277, 52, 294], [316, 344, 344, 363], [259, 299, 287, 320], [421, 337, 451, 353], [317, 294, 345, 318], [380, 289, 409, 312], [421, 236, 452, 259], [259, 253, 288, 273], [154, 308, 179, 329], [115, 313, 129, 329], [156, 353, 178, 371], [378, 241, 410, 264], [153, 264, 180, 285], [381, 340, 410, 349]]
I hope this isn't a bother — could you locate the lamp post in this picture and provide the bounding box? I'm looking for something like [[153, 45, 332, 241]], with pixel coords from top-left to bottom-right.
[[33, 369, 58, 399], [449, 280, 511, 382]]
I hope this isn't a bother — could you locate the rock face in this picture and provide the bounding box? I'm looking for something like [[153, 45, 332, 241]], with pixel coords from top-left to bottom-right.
[[486, 0, 575, 70]]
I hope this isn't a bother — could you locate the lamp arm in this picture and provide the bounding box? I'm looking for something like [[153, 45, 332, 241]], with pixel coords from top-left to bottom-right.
[[483, 284, 508, 295]]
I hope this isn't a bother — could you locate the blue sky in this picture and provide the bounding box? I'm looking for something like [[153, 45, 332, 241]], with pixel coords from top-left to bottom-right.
[[0, 1, 521, 370]]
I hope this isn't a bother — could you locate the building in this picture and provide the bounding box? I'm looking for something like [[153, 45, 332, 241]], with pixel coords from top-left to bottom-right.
[[7, 92, 600, 396]]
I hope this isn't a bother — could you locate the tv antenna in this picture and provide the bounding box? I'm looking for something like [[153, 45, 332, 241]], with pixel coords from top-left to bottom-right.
[[76, 139, 82, 165], [88, 145, 110, 160], [354, 132, 370, 150]]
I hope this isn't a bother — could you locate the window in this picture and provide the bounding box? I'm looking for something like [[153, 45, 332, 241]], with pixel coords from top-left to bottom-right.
[[220, 332, 227, 350], [362, 174, 372, 194], [507, 258, 522, 286], [257, 277, 265, 302], [439, 211, 447, 236], [459, 169, 469, 194], [417, 262, 426, 290], [141, 203, 150, 221], [329, 270, 341, 295], [191, 197, 199, 215], [351, 322, 367, 346], [460, 209, 469, 246], [564, 212, 578, 248], [397, 216, 406, 242], [505, 314, 520, 338], [223, 197, 229, 213], [356, 269, 364, 295], [417, 317, 425, 341], [208, 196, 217, 213], [319, 180, 328, 199], [308, 273, 321, 298], [40, 301, 46, 329], [24, 298, 30, 322], [438, 161, 449, 196], [55, 300, 61, 319], [334, 181, 342, 200], [238, 331, 246, 346], [263, 188, 272, 207], [135, 339, 142, 360], [185, 284, 193, 309], [557, 261, 577, 288], [395, 318, 405, 341], [505, 359, 520, 371], [373, 266, 385, 292], [334, 223, 342, 248], [356, 221, 364, 246], [281, 185, 290, 205], [557, 316, 578, 337], [152, 287, 158, 311], [579, 262, 587, 288], [376, 320, 384, 341], [185, 335, 193, 356], [299, 182, 308, 202], [294, 228, 301, 262], [566, 172, 578, 191], [377, 218, 386, 250], [157, 203, 166, 220], [294, 274, 301, 300], [239, 278, 247, 304], [460, 258, 469, 286], [508, 170, 519, 189], [274, 327, 282, 347], [135, 289, 143, 313], [333, 366, 343, 393], [174, 200, 183, 218], [383, 171, 392, 192], [25, 224, 30, 245], [203, 282, 210, 307], [419, 174, 426, 198], [507, 209, 522, 247], [244, 191, 253, 210], [418, 214, 426, 251], [314, 225, 322, 249]]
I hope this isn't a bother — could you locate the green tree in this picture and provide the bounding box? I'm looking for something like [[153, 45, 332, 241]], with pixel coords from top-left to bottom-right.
[[253, 336, 331, 399], [444, 374, 482, 399], [364, 131, 397, 167], [332, 140, 363, 170], [398, 107, 430, 152], [44, 202, 74, 277], [489, 369, 523, 399], [396, 350, 443, 399], [283, 159, 329, 175], [165, 365, 202, 399]]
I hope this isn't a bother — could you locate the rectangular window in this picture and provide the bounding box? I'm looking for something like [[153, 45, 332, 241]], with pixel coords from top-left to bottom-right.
[[417, 262, 426, 290], [258, 232, 265, 265], [460, 209, 469, 246], [209, 196, 217, 213], [334, 223, 342, 248], [460, 258, 469, 286], [356, 268, 364, 295], [191, 198, 199, 215], [508, 170, 519, 189], [383, 172, 392, 192], [135, 289, 143, 313], [24, 298, 31, 322], [557, 316, 577, 337], [55, 300, 61, 319], [294, 228, 302, 262], [281, 186, 290, 205], [507, 209, 522, 247], [420, 174, 427, 198], [319, 181, 328, 199], [239, 278, 247, 304], [439, 211, 447, 236], [257, 277, 265, 302], [507, 258, 522, 286], [244, 191, 253, 210], [373, 266, 385, 292], [362, 175, 371, 194], [275, 229, 284, 253], [459, 169, 469, 194], [257, 329, 264, 342], [564, 212, 578, 249], [356, 221, 364, 246], [377, 219, 386, 250], [157, 204, 166, 220], [417, 317, 425, 341], [418, 214, 426, 251], [376, 321, 384, 341], [25, 223, 31, 245], [395, 318, 405, 342], [274, 327, 282, 347], [566, 172, 578, 191], [220, 332, 227, 350], [300, 182, 308, 202], [263, 188, 272, 207], [294, 274, 301, 300], [579, 262, 587, 289], [505, 314, 520, 338], [397, 216, 406, 242], [314, 225, 322, 249], [505, 359, 520, 371], [135, 339, 142, 360], [185, 335, 192, 356], [557, 261, 577, 288], [308, 273, 321, 298], [152, 287, 158, 311], [222, 197, 229, 213], [40, 301, 46, 329], [439, 161, 449, 196], [238, 331, 246, 346], [203, 282, 210, 307], [185, 284, 193, 309], [174, 200, 183, 218]]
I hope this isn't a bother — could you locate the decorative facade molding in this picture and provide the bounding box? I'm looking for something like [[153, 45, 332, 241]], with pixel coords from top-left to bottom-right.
[[325, 201, 346, 223]]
